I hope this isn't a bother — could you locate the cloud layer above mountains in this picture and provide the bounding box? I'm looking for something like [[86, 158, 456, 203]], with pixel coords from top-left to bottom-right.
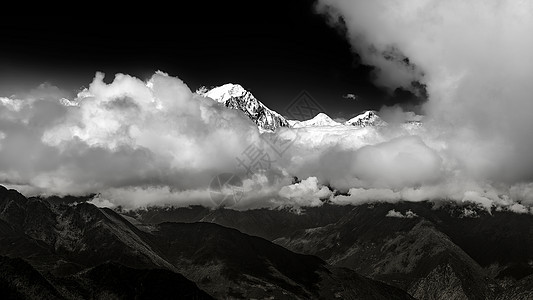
[[1, 0, 533, 212]]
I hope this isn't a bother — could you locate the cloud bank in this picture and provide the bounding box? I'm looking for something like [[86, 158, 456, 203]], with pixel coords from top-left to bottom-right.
[[1, 0, 533, 212], [0, 69, 532, 212], [0, 72, 267, 206]]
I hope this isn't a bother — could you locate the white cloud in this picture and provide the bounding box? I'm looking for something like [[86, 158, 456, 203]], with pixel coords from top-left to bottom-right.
[[509, 183, 533, 206], [333, 188, 401, 206], [461, 191, 494, 211], [0, 72, 263, 200], [342, 93, 358, 100], [87, 196, 116, 209], [460, 208, 478, 218], [379, 105, 423, 124], [316, 0, 533, 179], [311, 0, 533, 212], [0, 97, 23, 112], [508, 203, 529, 215], [283, 133, 442, 191], [1, 68, 533, 213], [278, 177, 332, 208], [386, 209, 418, 218]]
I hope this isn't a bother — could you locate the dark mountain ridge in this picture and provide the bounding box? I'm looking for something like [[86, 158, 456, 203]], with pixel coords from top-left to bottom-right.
[[0, 185, 412, 299]]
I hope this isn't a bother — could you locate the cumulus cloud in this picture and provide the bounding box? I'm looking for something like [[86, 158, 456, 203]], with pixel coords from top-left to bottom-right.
[[278, 177, 332, 208], [507, 203, 529, 215], [0, 71, 272, 207]]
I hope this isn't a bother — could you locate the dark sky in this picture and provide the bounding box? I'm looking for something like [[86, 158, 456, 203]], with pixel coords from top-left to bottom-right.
[[0, 1, 424, 119]]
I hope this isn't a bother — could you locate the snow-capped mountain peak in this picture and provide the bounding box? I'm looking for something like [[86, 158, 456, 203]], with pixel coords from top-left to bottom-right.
[[200, 83, 248, 103], [344, 111, 387, 127], [198, 84, 289, 131], [291, 112, 342, 128]]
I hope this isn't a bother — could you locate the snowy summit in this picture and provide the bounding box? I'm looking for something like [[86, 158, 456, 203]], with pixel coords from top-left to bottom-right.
[[290, 113, 342, 128], [344, 111, 387, 127], [199, 83, 289, 131]]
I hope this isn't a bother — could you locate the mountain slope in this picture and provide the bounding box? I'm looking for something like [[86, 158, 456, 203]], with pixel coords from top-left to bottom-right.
[[148, 221, 412, 299], [0, 255, 213, 300], [1, 186, 174, 275], [273, 202, 533, 299], [200, 83, 289, 131], [51, 262, 214, 300], [496, 274, 533, 300], [0, 256, 62, 300], [274, 203, 493, 299]]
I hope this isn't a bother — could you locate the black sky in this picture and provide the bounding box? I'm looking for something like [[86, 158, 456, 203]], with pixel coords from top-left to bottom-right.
[[0, 1, 424, 119]]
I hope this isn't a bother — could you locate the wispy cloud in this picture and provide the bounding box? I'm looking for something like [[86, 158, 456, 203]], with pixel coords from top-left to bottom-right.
[[342, 93, 359, 100]]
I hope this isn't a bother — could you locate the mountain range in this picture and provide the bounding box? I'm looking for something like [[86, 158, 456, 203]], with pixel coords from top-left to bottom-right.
[[199, 84, 388, 131], [0, 185, 413, 299], [2, 84, 532, 299], [123, 201, 533, 300], [3, 183, 532, 299]]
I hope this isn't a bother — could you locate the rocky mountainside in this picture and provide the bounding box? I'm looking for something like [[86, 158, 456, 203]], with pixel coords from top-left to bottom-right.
[[0, 186, 412, 299], [199, 84, 290, 131]]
